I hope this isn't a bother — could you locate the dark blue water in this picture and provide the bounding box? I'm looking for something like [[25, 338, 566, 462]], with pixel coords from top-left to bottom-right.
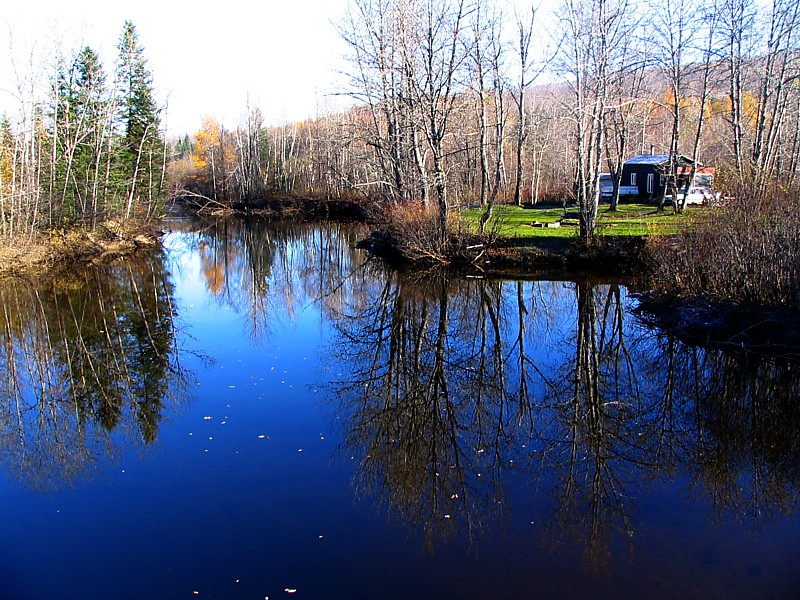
[[0, 219, 798, 599]]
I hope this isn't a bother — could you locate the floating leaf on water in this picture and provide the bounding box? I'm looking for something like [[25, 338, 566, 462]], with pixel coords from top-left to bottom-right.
[[284, 588, 297, 594], [258, 435, 266, 439], [203, 416, 212, 420]]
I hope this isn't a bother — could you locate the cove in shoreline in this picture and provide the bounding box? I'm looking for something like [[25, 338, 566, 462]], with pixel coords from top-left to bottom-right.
[[5, 207, 797, 361]]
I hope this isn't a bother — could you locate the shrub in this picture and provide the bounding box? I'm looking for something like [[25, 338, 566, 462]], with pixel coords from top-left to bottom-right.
[[366, 203, 490, 266], [650, 178, 800, 310]]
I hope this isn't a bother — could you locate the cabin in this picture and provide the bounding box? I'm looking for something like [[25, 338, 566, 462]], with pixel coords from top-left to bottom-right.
[[618, 154, 713, 201]]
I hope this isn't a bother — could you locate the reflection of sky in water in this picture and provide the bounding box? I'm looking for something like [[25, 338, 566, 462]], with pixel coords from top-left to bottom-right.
[[0, 221, 797, 599]]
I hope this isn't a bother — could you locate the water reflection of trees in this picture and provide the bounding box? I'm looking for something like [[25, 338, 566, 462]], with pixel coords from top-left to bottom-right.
[[328, 271, 800, 565], [0, 255, 184, 490], [640, 332, 800, 521], [175, 218, 368, 337], [331, 272, 519, 548], [543, 281, 642, 569]]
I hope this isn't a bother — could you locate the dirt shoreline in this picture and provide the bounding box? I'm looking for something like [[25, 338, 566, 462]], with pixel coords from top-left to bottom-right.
[[0, 220, 163, 280], [356, 226, 656, 284]]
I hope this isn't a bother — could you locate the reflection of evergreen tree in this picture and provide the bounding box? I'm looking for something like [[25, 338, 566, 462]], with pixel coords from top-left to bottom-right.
[[0, 252, 183, 489]]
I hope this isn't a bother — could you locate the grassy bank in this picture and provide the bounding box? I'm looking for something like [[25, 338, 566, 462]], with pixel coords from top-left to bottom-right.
[[356, 201, 691, 277], [446, 202, 710, 278], [461, 202, 709, 240]]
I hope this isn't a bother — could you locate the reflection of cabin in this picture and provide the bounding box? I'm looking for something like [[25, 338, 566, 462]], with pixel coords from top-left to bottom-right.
[[619, 154, 714, 201]]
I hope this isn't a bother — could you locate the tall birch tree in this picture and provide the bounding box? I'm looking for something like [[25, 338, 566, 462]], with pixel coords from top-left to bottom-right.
[[557, 0, 628, 239]]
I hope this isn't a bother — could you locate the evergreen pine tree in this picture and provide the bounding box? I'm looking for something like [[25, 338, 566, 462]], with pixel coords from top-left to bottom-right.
[[53, 56, 77, 217], [73, 46, 108, 221], [52, 46, 109, 224], [114, 21, 164, 216]]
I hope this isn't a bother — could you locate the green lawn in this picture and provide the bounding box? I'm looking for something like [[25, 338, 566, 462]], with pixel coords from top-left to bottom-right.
[[461, 202, 709, 240]]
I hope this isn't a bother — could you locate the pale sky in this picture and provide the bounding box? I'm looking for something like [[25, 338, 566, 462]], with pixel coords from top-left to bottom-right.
[[1, 0, 350, 136]]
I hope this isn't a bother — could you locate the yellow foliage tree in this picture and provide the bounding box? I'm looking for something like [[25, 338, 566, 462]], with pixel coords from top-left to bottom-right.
[[188, 116, 238, 199]]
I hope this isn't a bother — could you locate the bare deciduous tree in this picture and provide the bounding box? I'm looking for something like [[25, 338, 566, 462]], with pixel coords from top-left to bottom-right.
[[557, 0, 630, 239]]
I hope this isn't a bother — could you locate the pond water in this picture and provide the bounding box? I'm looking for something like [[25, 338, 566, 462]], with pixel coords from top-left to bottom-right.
[[0, 219, 798, 599]]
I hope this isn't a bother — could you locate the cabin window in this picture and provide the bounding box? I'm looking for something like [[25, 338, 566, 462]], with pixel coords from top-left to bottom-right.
[[660, 175, 665, 185], [631, 173, 637, 185], [647, 173, 654, 194]]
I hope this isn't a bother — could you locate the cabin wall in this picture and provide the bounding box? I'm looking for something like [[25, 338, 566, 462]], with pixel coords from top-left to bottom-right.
[[620, 164, 667, 200]]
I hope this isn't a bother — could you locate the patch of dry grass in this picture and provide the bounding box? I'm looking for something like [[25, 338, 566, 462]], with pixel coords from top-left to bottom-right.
[[0, 237, 52, 278], [0, 220, 161, 279]]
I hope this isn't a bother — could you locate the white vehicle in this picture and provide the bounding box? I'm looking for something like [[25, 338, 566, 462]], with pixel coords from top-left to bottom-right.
[[666, 187, 719, 206], [599, 173, 614, 200], [599, 174, 638, 201]]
